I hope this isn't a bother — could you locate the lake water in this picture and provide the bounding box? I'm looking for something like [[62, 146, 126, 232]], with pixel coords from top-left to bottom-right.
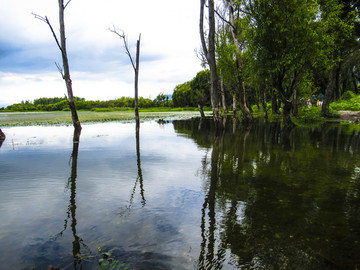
[[0, 118, 360, 269]]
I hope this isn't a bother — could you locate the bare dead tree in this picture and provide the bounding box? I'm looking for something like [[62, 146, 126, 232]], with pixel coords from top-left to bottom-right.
[[109, 26, 141, 130], [33, 0, 81, 131]]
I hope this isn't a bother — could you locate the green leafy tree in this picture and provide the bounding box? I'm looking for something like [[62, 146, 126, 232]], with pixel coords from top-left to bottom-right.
[[172, 82, 192, 107], [190, 70, 211, 117], [245, 0, 323, 127]]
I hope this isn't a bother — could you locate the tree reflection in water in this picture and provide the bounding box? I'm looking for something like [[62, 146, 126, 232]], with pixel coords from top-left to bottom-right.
[[119, 121, 146, 217], [0, 128, 5, 149], [52, 128, 91, 269], [173, 118, 360, 269]]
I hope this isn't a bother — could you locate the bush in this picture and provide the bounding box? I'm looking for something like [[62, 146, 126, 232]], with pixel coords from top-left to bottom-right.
[[341, 91, 356, 100], [295, 106, 325, 123]]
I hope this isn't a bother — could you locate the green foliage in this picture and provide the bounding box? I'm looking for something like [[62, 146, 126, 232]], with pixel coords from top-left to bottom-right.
[[153, 92, 172, 107], [294, 106, 326, 124], [172, 82, 193, 107], [4, 95, 171, 112], [330, 93, 360, 111], [190, 70, 211, 107], [341, 90, 356, 100]]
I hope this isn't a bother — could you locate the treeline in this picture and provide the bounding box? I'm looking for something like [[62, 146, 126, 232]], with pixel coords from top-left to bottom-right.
[[187, 0, 360, 126], [2, 94, 173, 112]]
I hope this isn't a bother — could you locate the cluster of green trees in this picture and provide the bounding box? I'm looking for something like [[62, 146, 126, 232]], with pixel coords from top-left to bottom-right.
[[192, 0, 360, 126], [2, 94, 173, 112]]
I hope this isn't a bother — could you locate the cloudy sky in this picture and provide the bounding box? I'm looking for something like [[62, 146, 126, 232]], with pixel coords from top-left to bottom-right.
[[0, 0, 203, 107]]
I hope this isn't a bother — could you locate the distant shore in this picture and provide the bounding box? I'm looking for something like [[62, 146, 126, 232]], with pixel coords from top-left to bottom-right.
[[0, 111, 207, 126]]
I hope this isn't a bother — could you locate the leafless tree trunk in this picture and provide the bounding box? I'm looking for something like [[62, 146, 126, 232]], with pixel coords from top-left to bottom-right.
[[109, 27, 141, 129], [33, 0, 81, 131], [200, 0, 222, 122]]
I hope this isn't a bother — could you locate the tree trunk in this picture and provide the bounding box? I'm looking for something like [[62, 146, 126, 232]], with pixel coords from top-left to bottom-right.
[[232, 93, 237, 115], [135, 35, 141, 131], [58, 0, 81, 131], [292, 88, 298, 116], [198, 104, 206, 118], [282, 100, 295, 128], [220, 76, 228, 114], [271, 89, 278, 114], [200, 0, 221, 122], [322, 67, 338, 114], [208, 0, 221, 121], [228, 0, 253, 121], [352, 71, 358, 94], [261, 88, 268, 122]]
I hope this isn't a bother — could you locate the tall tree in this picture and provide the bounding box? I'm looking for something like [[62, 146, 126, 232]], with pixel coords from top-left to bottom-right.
[[245, 0, 320, 127], [33, 0, 81, 131], [200, 0, 222, 122], [226, 0, 253, 120], [109, 27, 141, 130]]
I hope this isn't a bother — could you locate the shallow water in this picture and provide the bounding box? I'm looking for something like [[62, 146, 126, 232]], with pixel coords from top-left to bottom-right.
[[0, 119, 360, 269]]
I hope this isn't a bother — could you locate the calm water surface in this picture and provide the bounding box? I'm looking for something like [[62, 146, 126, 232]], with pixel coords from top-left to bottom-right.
[[0, 119, 360, 269]]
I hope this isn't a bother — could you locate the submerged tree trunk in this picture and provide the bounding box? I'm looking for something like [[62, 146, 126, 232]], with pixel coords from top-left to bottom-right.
[[135, 35, 141, 131], [33, 0, 81, 130], [198, 104, 206, 118], [282, 100, 294, 128], [276, 70, 296, 128], [0, 128, 5, 148], [58, 0, 81, 131], [109, 28, 141, 129], [200, 0, 221, 122]]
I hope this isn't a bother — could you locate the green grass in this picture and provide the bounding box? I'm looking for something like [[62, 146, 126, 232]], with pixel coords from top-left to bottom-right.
[[0, 110, 209, 126]]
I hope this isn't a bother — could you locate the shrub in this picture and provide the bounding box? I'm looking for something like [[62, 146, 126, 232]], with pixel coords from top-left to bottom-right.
[[341, 91, 356, 100]]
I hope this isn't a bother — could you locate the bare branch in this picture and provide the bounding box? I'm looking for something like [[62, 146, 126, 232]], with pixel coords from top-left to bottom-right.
[[33, 12, 63, 53], [64, 0, 72, 10], [108, 25, 136, 71], [214, 7, 235, 30], [32, 12, 47, 23], [55, 62, 64, 78]]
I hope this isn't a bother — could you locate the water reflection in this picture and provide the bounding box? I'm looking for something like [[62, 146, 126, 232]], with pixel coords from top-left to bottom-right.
[[173, 118, 360, 269], [51, 128, 90, 269], [120, 122, 146, 216], [0, 128, 5, 148]]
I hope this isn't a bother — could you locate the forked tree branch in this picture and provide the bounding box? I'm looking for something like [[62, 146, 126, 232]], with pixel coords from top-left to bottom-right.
[[64, 0, 72, 10], [55, 62, 64, 78], [32, 12, 63, 53], [108, 25, 137, 71]]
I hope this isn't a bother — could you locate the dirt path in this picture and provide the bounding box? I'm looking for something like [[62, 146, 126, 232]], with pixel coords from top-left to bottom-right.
[[337, 110, 360, 122]]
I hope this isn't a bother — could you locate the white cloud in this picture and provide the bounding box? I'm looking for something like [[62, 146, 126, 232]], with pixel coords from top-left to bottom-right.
[[0, 0, 202, 106]]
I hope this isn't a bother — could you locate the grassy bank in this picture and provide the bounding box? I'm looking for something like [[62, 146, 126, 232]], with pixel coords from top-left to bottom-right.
[[0, 110, 208, 126]]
